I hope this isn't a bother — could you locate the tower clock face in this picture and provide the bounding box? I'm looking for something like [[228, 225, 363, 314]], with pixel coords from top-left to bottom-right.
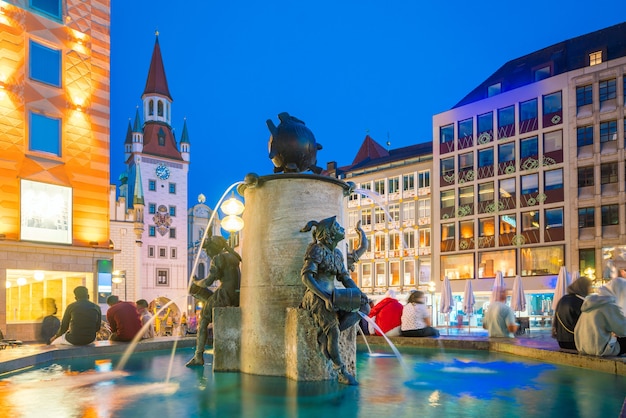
[[155, 164, 170, 180]]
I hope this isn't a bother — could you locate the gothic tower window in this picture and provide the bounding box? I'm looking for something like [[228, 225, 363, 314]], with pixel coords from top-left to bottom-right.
[[149, 100, 154, 115], [158, 100, 164, 117]]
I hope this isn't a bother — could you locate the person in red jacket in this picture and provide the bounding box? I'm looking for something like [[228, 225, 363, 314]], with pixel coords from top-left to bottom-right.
[[368, 289, 403, 336], [106, 295, 142, 342]]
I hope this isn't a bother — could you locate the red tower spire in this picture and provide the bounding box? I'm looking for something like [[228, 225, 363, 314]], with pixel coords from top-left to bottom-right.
[[143, 34, 172, 101]]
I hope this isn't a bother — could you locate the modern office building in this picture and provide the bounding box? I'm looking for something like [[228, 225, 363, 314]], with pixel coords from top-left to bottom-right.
[[431, 22, 626, 322], [0, 0, 114, 341], [327, 135, 433, 302], [110, 35, 190, 317]]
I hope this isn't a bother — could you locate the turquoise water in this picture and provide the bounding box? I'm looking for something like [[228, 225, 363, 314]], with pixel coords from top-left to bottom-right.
[[1, 347, 625, 417]]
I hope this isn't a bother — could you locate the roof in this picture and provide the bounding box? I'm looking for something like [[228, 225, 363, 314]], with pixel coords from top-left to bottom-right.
[[141, 122, 183, 160], [142, 35, 173, 100], [454, 21, 626, 107]]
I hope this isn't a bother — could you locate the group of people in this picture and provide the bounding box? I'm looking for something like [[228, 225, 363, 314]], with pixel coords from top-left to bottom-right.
[[553, 275, 626, 357], [362, 289, 439, 338], [44, 285, 187, 346]]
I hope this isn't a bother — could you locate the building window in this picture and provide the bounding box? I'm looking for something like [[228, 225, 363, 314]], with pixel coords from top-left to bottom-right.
[[478, 148, 493, 169], [417, 229, 429, 249], [459, 219, 474, 241], [579, 248, 596, 275], [543, 130, 563, 154], [577, 125, 593, 147], [403, 260, 416, 286], [478, 182, 494, 202], [519, 98, 538, 133], [360, 181, 372, 191], [169, 206, 176, 216], [440, 190, 455, 210], [348, 211, 359, 228], [29, 40, 61, 87], [441, 157, 454, 179], [169, 183, 176, 194], [521, 174, 538, 194], [522, 211, 539, 231], [458, 118, 473, 141], [389, 204, 400, 223], [418, 199, 430, 219], [158, 127, 166, 146], [149, 180, 156, 191], [479, 250, 515, 278], [499, 214, 517, 234], [403, 173, 415, 192], [31, 0, 62, 19], [169, 228, 176, 239], [534, 66, 551, 81], [601, 162, 618, 185], [374, 234, 386, 252], [577, 166, 594, 187], [374, 179, 385, 195], [601, 204, 619, 226], [389, 232, 400, 252], [520, 246, 563, 276], [441, 253, 474, 280], [404, 230, 416, 249], [149, 203, 156, 214], [578, 207, 595, 228], [487, 83, 501, 97], [171, 248, 177, 259], [545, 207, 564, 228], [600, 120, 617, 143], [440, 124, 454, 144], [498, 142, 515, 165], [459, 186, 473, 208], [148, 246, 155, 257], [29, 112, 60, 156], [148, 100, 154, 116], [520, 136, 538, 160], [388, 177, 399, 194], [576, 85, 593, 108], [499, 178, 516, 206], [479, 217, 495, 237], [389, 261, 400, 286], [459, 152, 473, 171], [156, 269, 169, 286], [149, 226, 156, 236], [375, 262, 386, 287], [158, 100, 164, 117], [441, 223, 455, 240], [589, 51, 602, 66], [158, 247, 167, 258], [477, 112, 493, 143], [362, 208, 372, 226], [543, 91, 562, 116], [418, 170, 430, 189], [374, 207, 385, 225], [545, 169, 563, 191], [599, 79, 617, 103], [497, 105, 515, 138]]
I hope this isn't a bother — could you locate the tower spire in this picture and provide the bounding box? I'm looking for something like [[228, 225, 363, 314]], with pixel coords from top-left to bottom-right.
[[143, 35, 172, 100]]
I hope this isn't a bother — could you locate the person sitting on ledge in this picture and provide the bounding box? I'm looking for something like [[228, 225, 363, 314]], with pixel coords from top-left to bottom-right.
[[574, 277, 626, 357], [106, 295, 142, 342], [401, 290, 439, 338], [483, 287, 518, 338], [552, 275, 592, 351], [50, 286, 101, 346]]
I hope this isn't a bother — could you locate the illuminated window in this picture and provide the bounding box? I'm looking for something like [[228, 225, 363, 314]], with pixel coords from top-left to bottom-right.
[[418, 229, 429, 248], [29, 40, 61, 87], [589, 51, 602, 66], [20, 180, 71, 244], [389, 232, 400, 251], [520, 245, 563, 276], [29, 111, 60, 156], [389, 261, 400, 286], [479, 182, 494, 202], [522, 211, 539, 231], [403, 230, 415, 249], [361, 263, 372, 287]]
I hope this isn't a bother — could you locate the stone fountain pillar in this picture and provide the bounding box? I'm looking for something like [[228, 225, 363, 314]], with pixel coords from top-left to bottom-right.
[[212, 173, 355, 381]]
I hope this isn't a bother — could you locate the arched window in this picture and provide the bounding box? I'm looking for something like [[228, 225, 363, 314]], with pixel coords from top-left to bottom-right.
[[148, 100, 154, 116], [158, 100, 164, 117]]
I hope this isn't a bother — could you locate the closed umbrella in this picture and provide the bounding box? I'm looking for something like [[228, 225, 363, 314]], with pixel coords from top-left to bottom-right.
[[440, 276, 453, 333], [553, 266, 570, 310], [511, 275, 526, 314], [463, 280, 476, 333], [490, 270, 505, 303]]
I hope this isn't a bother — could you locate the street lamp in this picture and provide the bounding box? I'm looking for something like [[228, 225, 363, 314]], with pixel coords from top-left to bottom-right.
[[112, 270, 127, 301], [220, 193, 245, 247]]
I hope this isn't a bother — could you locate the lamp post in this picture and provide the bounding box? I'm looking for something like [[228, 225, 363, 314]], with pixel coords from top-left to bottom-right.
[[220, 193, 245, 246], [112, 270, 127, 301]]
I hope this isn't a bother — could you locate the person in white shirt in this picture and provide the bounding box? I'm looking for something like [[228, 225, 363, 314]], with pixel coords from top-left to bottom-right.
[[400, 291, 439, 337], [483, 287, 518, 338]]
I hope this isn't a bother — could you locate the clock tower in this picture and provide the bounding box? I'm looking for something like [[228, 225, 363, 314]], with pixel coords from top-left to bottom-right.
[[114, 34, 190, 316]]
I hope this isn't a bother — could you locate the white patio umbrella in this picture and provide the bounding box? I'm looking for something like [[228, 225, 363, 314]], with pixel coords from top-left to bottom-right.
[[490, 270, 505, 303], [440, 276, 453, 333], [511, 275, 526, 314], [463, 280, 476, 333], [553, 266, 571, 310]]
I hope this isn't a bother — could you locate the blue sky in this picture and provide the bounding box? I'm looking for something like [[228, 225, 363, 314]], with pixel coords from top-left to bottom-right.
[[110, 1, 625, 208]]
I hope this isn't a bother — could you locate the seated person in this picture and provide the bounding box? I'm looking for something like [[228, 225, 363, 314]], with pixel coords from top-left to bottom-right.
[[368, 289, 403, 337], [106, 295, 142, 342], [50, 286, 101, 346], [400, 291, 439, 337], [574, 277, 626, 357], [483, 287, 518, 338], [135, 299, 154, 339], [552, 276, 592, 350]]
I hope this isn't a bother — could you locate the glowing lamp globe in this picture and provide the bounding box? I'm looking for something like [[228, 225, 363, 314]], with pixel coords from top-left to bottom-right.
[[221, 197, 244, 216], [221, 215, 244, 232]]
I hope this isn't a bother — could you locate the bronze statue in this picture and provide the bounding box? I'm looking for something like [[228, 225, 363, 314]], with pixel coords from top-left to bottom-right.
[[266, 112, 323, 174], [347, 220, 368, 271], [186, 235, 242, 367], [300, 216, 370, 385]]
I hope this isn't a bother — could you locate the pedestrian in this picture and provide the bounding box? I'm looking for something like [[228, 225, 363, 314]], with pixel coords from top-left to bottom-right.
[[106, 295, 142, 342], [50, 286, 101, 346], [401, 291, 439, 337], [552, 276, 592, 350], [136, 299, 155, 339], [483, 287, 518, 338]]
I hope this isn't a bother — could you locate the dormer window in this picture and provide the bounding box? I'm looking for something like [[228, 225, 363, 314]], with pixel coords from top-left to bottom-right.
[[158, 127, 165, 146], [487, 83, 501, 97], [589, 51, 602, 66], [534, 66, 551, 81]]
